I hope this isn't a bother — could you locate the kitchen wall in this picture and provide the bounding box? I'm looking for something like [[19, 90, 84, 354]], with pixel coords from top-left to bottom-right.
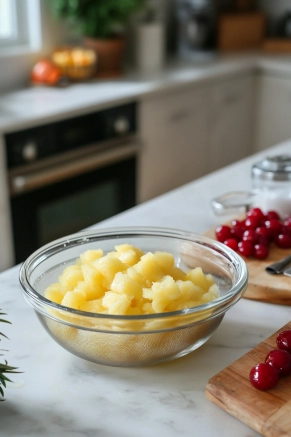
[[0, 0, 70, 94]]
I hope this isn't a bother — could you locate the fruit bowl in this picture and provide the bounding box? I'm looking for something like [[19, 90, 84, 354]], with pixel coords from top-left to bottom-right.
[[19, 227, 248, 367]]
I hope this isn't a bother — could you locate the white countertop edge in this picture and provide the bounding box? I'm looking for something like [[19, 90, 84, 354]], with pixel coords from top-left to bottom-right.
[[1, 53, 291, 134]]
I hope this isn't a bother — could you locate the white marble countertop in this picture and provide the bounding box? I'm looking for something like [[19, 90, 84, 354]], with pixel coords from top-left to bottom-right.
[[1, 52, 291, 133], [1, 140, 291, 437]]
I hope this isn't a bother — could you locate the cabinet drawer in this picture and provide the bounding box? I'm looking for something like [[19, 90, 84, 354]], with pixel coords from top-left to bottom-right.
[[211, 75, 253, 107], [142, 87, 208, 126]]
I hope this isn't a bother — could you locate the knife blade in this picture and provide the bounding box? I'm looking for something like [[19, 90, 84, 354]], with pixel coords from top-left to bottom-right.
[[283, 267, 291, 277], [265, 254, 291, 275]]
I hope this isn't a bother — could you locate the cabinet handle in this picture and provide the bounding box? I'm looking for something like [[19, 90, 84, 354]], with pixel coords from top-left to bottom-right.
[[223, 94, 239, 105], [169, 109, 193, 123]]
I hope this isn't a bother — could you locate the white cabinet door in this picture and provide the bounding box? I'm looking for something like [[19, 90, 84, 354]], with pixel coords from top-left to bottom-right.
[[209, 74, 255, 172], [138, 86, 209, 203], [256, 73, 291, 151]]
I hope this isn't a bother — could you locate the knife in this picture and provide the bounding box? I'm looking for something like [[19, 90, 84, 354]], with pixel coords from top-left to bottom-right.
[[265, 254, 291, 275]]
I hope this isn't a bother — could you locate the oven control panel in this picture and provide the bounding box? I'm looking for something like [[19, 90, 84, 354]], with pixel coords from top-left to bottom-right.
[[5, 102, 137, 168]]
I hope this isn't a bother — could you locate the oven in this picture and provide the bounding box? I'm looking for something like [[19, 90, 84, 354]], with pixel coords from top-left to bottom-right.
[[3, 102, 139, 266]]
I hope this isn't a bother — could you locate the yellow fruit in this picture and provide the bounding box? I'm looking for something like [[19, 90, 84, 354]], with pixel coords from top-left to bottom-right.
[[110, 271, 143, 300], [155, 251, 175, 269], [58, 265, 84, 292], [81, 264, 106, 299], [135, 252, 165, 283], [80, 299, 105, 313], [151, 276, 181, 313], [45, 244, 219, 320], [45, 283, 64, 304], [186, 267, 214, 291], [93, 255, 127, 288], [102, 292, 131, 315], [61, 290, 86, 310], [79, 249, 103, 264], [177, 280, 204, 301]]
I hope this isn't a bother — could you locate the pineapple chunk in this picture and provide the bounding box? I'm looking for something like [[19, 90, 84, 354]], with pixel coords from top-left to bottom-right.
[[81, 264, 106, 299], [61, 290, 86, 310], [135, 252, 165, 283], [45, 243, 219, 319], [80, 299, 106, 313], [93, 255, 127, 288], [114, 244, 144, 266], [154, 251, 175, 270], [151, 275, 181, 313], [110, 272, 143, 300], [115, 244, 144, 258], [102, 291, 131, 315], [45, 283, 64, 304], [186, 267, 214, 291], [126, 267, 146, 287], [79, 249, 103, 264], [58, 265, 84, 292], [176, 280, 205, 302]]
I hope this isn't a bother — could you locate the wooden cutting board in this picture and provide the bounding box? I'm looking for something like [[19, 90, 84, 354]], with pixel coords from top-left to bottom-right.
[[206, 321, 291, 437], [204, 227, 291, 305]]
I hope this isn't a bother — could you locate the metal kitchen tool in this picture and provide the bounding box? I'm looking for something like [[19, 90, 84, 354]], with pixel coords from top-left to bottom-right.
[[265, 254, 291, 275]]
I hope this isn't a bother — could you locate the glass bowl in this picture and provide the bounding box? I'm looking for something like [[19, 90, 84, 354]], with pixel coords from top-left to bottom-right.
[[19, 227, 248, 367]]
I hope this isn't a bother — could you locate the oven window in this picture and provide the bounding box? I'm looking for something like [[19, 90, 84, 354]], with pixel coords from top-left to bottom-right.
[[37, 181, 117, 246], [11, 156, 136, 264]]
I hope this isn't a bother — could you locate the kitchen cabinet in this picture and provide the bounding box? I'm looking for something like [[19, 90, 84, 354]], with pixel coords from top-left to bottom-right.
[[138, 73, 255, 203], [255, 73, 291, 151], [138, 86, 209, 203], [208, 74, 255, 172]]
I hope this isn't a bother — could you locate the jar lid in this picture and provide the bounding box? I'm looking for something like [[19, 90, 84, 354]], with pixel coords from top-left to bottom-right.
[[252, 155, 291, 182]]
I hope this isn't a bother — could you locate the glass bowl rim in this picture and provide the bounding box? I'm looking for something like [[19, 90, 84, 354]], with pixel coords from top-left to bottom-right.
[[19, 226, 248, 322]]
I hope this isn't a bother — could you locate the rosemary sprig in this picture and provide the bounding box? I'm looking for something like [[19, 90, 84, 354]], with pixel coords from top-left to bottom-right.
[[0, 309, 20, 401]]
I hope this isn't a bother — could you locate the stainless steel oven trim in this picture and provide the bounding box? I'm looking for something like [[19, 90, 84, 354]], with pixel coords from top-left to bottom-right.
[[9, 139, 140, 196]]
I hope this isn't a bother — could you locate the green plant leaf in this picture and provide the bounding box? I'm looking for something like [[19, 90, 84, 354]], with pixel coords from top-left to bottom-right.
[[48, 0, 147, 38], [0, 309, 21, 401]]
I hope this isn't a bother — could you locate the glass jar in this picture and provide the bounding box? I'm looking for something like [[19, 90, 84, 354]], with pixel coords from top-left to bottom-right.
[[251, 155, 291, 218], [211, 155, 291, 218]]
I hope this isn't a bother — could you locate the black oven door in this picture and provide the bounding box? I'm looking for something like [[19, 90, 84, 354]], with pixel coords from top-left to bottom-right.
[[10, 156, 136, 264]]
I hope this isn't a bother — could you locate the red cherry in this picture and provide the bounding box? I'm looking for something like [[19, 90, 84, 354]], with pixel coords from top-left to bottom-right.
[[223, 238, 238, 251], [274, 234, 291, 249], [238, 240, 253, 257], [231, 226, 245, 241], [247, 207, 264, 221], [254, 243, 269, 260], [245, 217, 260, 230], [264, 219, 282, 238], [283, 217, 291, 228], [266, 210, 281, 221], [242, 229, 258, 245], [249, 363, 279, 390], [215, 225, 232, 243], [277, 330, 291, 353], [265, 349, 291, 376], [231, 219, 245, 229], [255, 226, 271, 245], [281, 225, 291, 237]]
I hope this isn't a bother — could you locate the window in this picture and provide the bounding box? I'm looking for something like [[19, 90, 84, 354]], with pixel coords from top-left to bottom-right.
[[0, 0, 41, 55]]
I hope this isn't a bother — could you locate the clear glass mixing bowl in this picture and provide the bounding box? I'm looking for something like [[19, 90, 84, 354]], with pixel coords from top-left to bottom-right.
[[19, 227, 248, 367]]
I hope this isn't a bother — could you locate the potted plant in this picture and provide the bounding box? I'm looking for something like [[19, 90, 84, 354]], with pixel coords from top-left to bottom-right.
[[49, 0, 146, 77]]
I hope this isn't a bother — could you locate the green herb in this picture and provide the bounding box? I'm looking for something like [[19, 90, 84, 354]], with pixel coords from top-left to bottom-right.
[[48, 0, 147, 39], [0, 310, 20, 401]]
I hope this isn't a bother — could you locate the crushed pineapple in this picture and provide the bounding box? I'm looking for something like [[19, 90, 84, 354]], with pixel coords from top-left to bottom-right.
[[44, 245, 218, 315]]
